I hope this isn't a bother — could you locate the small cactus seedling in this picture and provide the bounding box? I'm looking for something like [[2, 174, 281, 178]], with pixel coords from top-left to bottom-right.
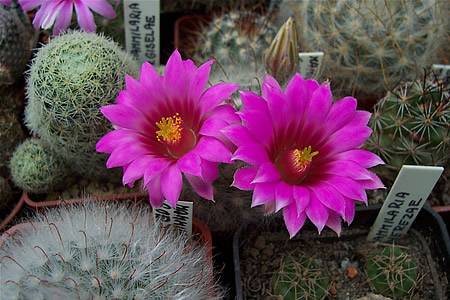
[[24, 30, 139, 181], [365, 73, 449, 182], [365, 245, 419, 298], [9, 139, 70, 194], [0, 0, 34, 86], [272, 254, 329, 300], [288, 0, 449, 97], [0, 201, 224, 299]]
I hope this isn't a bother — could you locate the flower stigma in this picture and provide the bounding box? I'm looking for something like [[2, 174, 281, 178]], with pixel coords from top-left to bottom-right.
[[293, 146, 318, 170], [274, 145, 319, 185], [156, 113, 182, 145]]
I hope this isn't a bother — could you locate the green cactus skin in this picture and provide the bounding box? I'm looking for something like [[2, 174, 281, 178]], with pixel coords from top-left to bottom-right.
[[365, 74, 449, 181], [0, 0, 34, 86], [9, 139, 71, 194], [24, 30, 139, 181], [272, 254, 329, 300], [0, 90, 26, 177], [0, 201, 224, 299], [365, 246, 419, 298], [288, 0, 449, 97]]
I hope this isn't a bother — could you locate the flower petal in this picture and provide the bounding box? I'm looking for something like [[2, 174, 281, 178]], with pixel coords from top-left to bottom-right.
[[195, 136, 232, 163], [100, 104, 151, 132], [106, 142, 152, 168], [204, 104, 240, 125], [163, 49, 186, 104], [177, 150, 202, 177], [185, 174, 214, 200], [160, 163, 182, 207], [198, 117, 229, 136], [200, 158, 219, 184], [343, 195, 356, 224], [198, 82, 239, 115], [85, 0, 116, 19], [52, 0, 73, 34], [325, 210, 342, 236], [293, 185, 310, 216], [74, 0, 96, 32], [357, 171, 386, 190], [308, 184, 345, 217], [306, 192, 329, 233], [252, 162, 280, 184], [322, 96, 357, 138], [318, 160, 374, 180], [232, 167, 257, 190], [240, 90, 270, 113], [275, 181, 293, 212], [319, 124, 372, 157], [143, 158, 172, 186], [283, 203, 306, 238], [251, 182, 276, 207], [122, 155, 154, 186], [232, 142, 270, 166], [284, 74, 308, 118], [322, 175, 367, 203], [222, 124, 257, 147], [333, 149, 385, 168], [187, 60, 214, 103], [237, 109, 274, 147], [147, 175, 164, 207]]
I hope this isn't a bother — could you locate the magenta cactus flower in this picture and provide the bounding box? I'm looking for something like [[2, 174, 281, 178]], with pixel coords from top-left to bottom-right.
[[97, 49, 240, 208], [0, 0, 11, 6], [19, 0, 119, 35], [223, 74, 384, 237]]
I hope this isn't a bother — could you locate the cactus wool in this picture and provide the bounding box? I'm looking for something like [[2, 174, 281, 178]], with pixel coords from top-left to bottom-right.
[[24, 30, 140, 180]]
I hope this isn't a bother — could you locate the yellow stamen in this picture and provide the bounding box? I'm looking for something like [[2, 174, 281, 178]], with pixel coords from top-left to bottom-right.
[[293, 146, 318, 169], [156, 113, 182, 144]]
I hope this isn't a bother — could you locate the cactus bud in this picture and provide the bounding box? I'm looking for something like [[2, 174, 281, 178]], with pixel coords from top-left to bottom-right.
[[264, 17, 299, 86]]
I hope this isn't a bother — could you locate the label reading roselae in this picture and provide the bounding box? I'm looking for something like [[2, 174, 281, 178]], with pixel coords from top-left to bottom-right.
[[123, 0, 160, 66], [153, 200, 193, 236], [366, 165, 444, 242]]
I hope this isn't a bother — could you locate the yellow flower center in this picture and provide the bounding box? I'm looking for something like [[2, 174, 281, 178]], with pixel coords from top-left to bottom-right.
[[156, 113, 182, 144], [293, 146, 318, 170]]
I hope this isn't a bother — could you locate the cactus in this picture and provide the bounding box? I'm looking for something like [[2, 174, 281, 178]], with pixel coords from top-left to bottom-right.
[[0, 90, 25, 177], [365, 245, 419, 298], [285, 0, 449, 97], [365, 73, 449, 182], [0, 201, 224, 299], [271, 254, 329, 300], [9, 139, 71, 194], [24, 30, 140, 181], [0, 0, 34, 86]]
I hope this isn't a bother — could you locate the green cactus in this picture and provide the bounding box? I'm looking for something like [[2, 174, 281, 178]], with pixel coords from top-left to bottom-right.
[[286, 0, 449, 97], [0, 0, 34, 86], [365, 73, 449, 181], [272, 254, 329, 300], [24, 30, 139, 181], [365, 245, 419, 298], [0, 201, 224, 299], [0, 90, 25, 177], [9, 139, 71, 194]]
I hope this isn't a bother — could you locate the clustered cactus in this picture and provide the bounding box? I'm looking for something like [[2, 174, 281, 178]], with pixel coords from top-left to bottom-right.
[[271, 254, 329, 300], [365, 73, 449, 182], [9, 139, 70, 194], [287, 0, 448, 97], [23, 30, 139, 184], [0, 0, 34, 86], [0, 201, 224, 299], [365, 245, 419, 298]]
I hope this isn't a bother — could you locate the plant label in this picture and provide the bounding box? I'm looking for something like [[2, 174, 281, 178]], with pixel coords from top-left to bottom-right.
[[432, 64, 450, 82], [123, 0, 160, 66], [367, 165, 444, 242], [298, 52, 324, 79], [153, 200, 193, 236]]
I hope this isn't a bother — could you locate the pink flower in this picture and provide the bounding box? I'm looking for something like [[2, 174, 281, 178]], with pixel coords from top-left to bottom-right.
[[97, 50, 240, 208], [223, 74, 384, 237], [0, 0, 12, 6], [19, 0, 119, 35]]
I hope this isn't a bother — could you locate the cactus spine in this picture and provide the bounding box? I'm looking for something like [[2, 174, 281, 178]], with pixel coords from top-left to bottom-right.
[[289, 0, 449, 97], [272, 254, 329, 300], [24, 30, 139, 181], [365, 245, 419, 298], [0, 201, 224, 299]]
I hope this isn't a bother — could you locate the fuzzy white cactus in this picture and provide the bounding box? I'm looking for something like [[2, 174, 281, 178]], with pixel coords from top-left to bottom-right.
[[0, 201, 224, 299]]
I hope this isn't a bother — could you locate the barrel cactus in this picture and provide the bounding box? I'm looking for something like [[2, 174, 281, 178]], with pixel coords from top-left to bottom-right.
[[0, 0, 34, 86], [365, 73, 449, 181], [0, 201, 223, 299], [24, 30, 140, 180], [272, 254, 329, 300], [9, 138, 70, 194], [365, 245, 419, 298], [286, 0, 448, 97]]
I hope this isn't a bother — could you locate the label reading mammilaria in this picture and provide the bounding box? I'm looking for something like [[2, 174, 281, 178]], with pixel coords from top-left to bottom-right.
[[366, 165, 444, 242], [123, 0, 160, 66], [153, 200, 193, 236], [298, 52, 324, 79]]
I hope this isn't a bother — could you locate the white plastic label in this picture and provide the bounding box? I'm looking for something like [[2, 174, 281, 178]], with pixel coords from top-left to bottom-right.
[[298, 52, 324, 79], [432, 64, 450, 82], [366, 165, 444, 242], [123, 0, 160, 66], [153, 200, 193, 236]]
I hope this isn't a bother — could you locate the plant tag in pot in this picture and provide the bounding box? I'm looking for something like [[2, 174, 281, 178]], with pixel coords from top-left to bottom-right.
[[367, 165, 444, 242], [298, 52, 324, 79], [124, 0, 160, 66], [153, 200, 193, 236], [432, 64, 450, 82]]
